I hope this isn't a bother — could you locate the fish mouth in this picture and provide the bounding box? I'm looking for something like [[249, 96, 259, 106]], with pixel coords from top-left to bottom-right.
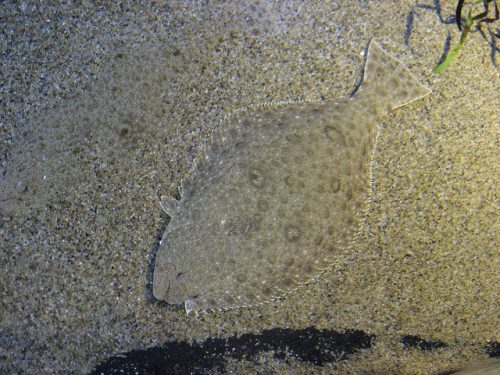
[[152, 260, 175, 301], [164, 279, 171, 298], [152, 277, 168, 301], [157, 269, 195, 305], [153, 277, 186, 305]]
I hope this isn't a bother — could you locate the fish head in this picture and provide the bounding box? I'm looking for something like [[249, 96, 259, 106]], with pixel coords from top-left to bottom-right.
[[152, 257, 194, 306]]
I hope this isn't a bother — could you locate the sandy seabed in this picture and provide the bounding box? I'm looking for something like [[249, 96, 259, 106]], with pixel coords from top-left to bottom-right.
[[1, 1, 498, 373]]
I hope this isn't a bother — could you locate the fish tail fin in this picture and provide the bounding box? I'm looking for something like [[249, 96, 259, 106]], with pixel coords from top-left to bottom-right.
[[357, 40, 431, 111]]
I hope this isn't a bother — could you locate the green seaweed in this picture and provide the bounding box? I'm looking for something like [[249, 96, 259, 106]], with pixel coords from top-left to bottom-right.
[[433, 0, 499, 73]]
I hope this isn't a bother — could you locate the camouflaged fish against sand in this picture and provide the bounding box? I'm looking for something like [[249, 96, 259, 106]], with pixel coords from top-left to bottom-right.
[[153, 41, 431, 312]]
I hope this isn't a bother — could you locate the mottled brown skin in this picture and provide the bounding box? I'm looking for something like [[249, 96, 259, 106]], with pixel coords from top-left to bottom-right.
[[153, 41, 430, 312]]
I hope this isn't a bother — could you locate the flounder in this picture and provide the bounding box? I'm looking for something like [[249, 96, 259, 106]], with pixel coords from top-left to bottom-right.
[[153, 41, 430, 313]]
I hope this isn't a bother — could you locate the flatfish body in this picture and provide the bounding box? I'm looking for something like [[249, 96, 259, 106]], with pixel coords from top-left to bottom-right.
[[153, 41, 430, 312]]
